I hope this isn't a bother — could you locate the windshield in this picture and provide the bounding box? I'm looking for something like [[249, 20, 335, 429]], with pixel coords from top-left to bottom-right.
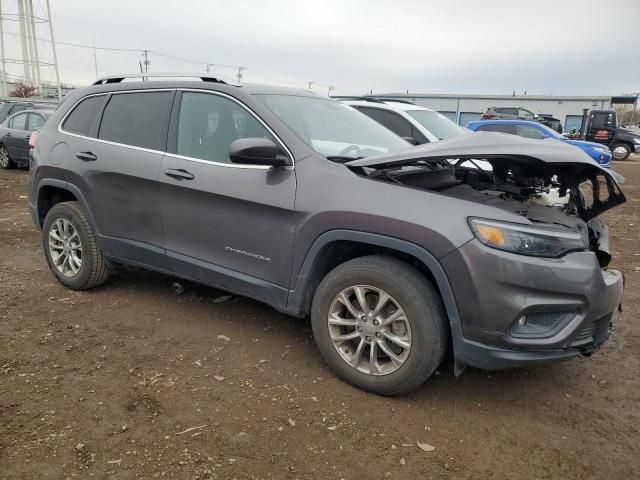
[[259, 95, 410, 159], [405, 110, 468, 140]]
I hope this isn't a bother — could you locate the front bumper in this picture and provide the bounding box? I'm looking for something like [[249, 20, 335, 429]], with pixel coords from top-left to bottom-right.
[[634, 144, 640, 153], [441, 239, 624, 370]]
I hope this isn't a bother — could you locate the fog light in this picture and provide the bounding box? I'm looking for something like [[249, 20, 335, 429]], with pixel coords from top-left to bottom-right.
[[511, 311, 577, 338]]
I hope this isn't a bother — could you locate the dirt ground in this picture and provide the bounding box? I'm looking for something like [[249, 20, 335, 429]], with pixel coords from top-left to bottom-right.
[[1, 158, 639, 480]]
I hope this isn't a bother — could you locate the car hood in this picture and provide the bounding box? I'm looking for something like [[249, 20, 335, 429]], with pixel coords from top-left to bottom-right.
[[563, 138, 611, 151], [347, 131, 616, 178], [618, 127, 640, 138], [346, 131, 625, 221]]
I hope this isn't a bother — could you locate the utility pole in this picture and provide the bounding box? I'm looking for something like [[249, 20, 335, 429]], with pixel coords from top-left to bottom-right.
[[308, 81, 314, 90], [206, 63, 214, 74], [92, 37, 99, 78], [0, 1, 6, 98], [45, 0, 62, 100], [142, 50, 150, 79], [236, 66, 244, 83], [328, 85, 334, 96]]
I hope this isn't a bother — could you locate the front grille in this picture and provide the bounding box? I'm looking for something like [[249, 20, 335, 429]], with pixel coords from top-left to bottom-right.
[[571, 314, 613, 348]]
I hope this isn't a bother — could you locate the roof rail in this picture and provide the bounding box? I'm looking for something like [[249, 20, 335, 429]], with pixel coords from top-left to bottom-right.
[[369, 97, 416, 105], [91, 73, 234, 86], [330, 96, 385, 103]]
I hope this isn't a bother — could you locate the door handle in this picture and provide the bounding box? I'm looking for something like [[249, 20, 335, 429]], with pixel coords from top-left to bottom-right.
[[75, 151, 97, 162], [164, 168, 195, 180]]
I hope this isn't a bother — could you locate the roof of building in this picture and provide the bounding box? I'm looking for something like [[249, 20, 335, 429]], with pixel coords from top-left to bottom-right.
[[373, 93, 612, 102]]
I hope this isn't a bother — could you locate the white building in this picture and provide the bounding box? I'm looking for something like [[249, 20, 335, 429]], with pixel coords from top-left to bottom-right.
[[373, 93, 614, 131]]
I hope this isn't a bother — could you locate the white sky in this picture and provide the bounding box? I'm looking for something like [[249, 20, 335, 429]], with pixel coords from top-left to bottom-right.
[[2, 0, 639, 95]]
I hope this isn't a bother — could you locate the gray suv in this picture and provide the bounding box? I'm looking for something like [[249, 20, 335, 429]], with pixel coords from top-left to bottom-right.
[[27, 75, 625, 394]]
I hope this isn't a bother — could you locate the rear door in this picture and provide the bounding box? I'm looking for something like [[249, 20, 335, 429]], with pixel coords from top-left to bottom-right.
[[61, 90, 174, 268], [4, 112, 31, 162], [159, 90, 296, 304]]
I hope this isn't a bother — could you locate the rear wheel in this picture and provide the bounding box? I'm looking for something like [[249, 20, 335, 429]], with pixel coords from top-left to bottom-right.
[[311, 256, 447, 395], [611, 142, 631, 161], [42, 201, 111, 290], [0, 145, 14, 170]]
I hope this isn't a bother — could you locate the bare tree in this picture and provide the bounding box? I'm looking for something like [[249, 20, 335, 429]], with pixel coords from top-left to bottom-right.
[[9, 82, 39, 98]]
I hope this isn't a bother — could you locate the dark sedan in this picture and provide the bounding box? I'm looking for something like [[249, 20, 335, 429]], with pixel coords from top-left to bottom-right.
[[0, 109, 54, 169]]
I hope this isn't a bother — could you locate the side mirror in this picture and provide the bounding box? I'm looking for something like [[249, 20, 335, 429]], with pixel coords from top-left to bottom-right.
[[229, 138, 290, 167], [402, 136, 420, 146]]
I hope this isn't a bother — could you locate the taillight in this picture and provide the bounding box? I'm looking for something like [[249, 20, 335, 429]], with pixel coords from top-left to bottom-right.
[[29, 131, 38, 148]]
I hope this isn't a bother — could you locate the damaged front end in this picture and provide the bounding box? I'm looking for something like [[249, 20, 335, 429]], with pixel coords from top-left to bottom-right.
[[346, 133, 625, 267]]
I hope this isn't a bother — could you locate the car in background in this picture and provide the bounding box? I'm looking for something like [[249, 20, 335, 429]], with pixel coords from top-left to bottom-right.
[[0, 108, 54, 169], [482, 106, 563, 133], [466, 119, 612, 167], [334, 97, 468, 145], [0, 101, 54, 123]]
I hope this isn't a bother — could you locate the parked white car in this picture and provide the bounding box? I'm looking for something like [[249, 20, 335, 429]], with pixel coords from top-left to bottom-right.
[[335, 97, 468, 144]]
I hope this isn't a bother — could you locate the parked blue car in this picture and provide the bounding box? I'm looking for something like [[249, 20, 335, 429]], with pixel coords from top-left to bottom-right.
[[466, 119, 612, 167]]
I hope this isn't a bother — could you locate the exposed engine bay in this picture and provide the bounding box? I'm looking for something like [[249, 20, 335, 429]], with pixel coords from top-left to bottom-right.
[[347, 155, 626, 267]]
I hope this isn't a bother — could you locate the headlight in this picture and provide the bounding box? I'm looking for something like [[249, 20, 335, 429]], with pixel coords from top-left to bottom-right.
[[469, 218, 587, 257], [591, 145, 610, 154]]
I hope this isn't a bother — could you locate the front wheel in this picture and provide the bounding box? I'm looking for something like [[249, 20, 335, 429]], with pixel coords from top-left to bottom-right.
[[0, 145, 14, 170], [311, 256, 448, 395], [42, 201, 111, 290], [611, 142, 631, 161]]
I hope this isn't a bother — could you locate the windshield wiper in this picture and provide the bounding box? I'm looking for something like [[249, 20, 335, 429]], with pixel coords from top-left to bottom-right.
[[325, 155, 365, 163]]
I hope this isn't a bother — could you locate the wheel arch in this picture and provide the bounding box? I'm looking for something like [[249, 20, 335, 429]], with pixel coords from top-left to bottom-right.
[[286, 230, 461, 329], [35, 180, 98, 235]]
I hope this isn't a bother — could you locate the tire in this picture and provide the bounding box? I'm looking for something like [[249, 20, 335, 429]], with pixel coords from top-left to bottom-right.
[[42, 201, 111, 290], [0, 145, 14, 170], [611, 142, 631, 161], [311, 255, 448, 395]]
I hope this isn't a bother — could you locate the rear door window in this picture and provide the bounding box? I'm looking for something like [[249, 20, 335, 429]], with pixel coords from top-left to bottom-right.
[[357, 107, 413, 138], [516, 124, 546, 139], [62, 95, 106, 136], [98, 91, 173, 150], [476, 123, 516, 134], [518, 108, 535, 119], [10, 112, 28, 130]]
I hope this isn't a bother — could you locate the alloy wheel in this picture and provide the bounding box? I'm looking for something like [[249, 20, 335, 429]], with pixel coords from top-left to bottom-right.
[[0, 147, 9, 168], [328, 285, 412, 376], [48, 218, 83, 277]]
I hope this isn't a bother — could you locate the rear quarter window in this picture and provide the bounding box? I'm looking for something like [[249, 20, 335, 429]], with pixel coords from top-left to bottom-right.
[[98, 91, 173, 150], [62, 95, 106, 136]]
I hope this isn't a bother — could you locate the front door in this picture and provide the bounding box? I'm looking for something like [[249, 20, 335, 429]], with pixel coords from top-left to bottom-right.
[[586, 111, 615, 145], [159, 91, 296, 305]]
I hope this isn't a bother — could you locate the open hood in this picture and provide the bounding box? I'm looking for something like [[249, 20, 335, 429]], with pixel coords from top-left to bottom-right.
[[345, 132, 625, 222], [348, 131, 609, 172]]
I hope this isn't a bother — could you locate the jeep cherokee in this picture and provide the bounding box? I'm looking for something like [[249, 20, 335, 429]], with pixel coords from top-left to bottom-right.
[[27, 74, 625, 395]]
